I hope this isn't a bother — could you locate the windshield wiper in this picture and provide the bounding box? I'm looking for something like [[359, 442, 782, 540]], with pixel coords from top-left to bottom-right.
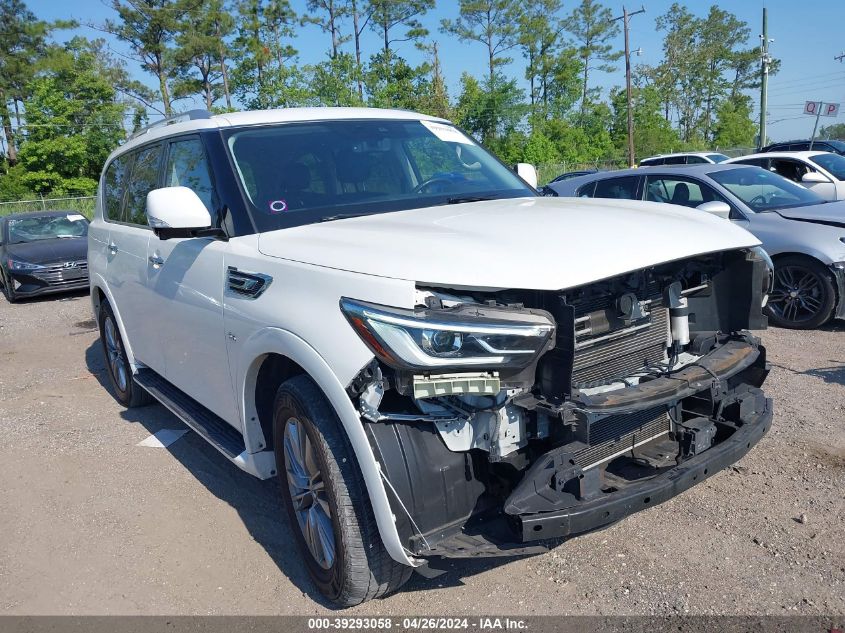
[[317, 212, 373, 223], [445, 195, 496, 205]]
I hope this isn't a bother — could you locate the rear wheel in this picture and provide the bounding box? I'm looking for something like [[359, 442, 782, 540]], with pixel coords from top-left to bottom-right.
[[273, 375, 412, 606], [766, 256, 836, 329], [98, 301, 152, 407]]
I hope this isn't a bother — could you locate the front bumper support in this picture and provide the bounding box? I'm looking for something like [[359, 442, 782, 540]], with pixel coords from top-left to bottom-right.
[[513, 396, 772, 542]]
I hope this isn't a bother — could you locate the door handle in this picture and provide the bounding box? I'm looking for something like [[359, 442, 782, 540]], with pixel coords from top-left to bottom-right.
[[148, 254, 165, 267], [108, 242, 118, 255]]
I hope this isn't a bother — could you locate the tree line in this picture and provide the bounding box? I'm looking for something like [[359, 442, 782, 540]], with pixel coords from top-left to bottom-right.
[[0, 0, 779, 200]]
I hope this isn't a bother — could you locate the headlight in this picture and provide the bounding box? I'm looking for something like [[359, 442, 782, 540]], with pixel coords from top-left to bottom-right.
[[749, 246, 774, 303], [340, 298, 555, 370], [7, 258, 43, 271]]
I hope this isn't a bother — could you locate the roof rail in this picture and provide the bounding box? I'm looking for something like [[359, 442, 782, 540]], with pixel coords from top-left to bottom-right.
[[128, 109, 213, 140]]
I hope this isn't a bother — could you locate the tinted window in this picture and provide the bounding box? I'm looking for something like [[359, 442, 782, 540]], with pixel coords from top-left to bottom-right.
[[165, 138, 215, 219], [124, 145, 163, 225], [809, 152, 845, 180], [685, 155, 707, 164], [639, 157, 663, 166], [770, 158, 812, 183], [103, 155, 132, 222], [734, 157, 769, 168], [225, 120, 533, 231], [576, 181, 597, 197], [709, 167, 823, 212], [789, 142, 810, 151], [593, 176, 638, 199], [645, 175, 729, 210], [664, 155, 686, 165]]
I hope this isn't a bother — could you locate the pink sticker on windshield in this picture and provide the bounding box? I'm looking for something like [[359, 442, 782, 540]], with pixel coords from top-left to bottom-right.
[[269, 200, 288, 213]]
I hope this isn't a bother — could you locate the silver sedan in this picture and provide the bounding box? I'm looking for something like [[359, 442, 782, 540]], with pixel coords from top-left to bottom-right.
[[546, 164, 845, 329]]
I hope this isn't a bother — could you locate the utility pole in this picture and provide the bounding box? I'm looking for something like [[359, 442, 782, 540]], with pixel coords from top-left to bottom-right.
[[612, 6, 646, 167], [758, 8, 773, 151]]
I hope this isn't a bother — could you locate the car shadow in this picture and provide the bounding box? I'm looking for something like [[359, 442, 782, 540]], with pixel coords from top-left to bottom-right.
[[5, 287, 89, 305], [84, 341, 535, 606]]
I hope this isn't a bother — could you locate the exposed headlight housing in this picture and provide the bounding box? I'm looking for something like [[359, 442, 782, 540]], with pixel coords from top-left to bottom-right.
[[749, 246, 774, 305], [7, 258, 43, 271], [340, 298, 555, 371]]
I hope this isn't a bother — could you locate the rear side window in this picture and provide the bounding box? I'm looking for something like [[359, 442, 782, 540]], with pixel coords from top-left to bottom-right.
[[576, 181, 597, 197], [663, 155, 686, 165], [103, 155, 132, 222], [593, 176, 639, 200], [639, 157, 662, 166], [123, 145, 163, 226], [686, 155, 707, 164], [165, 138, 216, 221]]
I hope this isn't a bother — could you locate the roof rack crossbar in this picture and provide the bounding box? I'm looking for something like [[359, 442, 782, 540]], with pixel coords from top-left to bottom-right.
[[128, 109, 213, 140]]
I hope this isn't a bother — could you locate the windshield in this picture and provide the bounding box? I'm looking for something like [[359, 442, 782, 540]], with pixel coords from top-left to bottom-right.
[[225, 119, 534, 231], [708, 167, 825, 212], [707, 153, 730, 163], [7, 214, 89, 244], [809, 152, 845, 180]]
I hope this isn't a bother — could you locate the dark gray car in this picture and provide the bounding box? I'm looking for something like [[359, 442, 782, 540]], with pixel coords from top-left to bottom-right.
[[0, 211, 90, 302], [547, 165, 845, 329]]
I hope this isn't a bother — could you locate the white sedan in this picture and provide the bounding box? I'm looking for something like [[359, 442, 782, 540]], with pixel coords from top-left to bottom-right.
[[727, 150, 845, 201]]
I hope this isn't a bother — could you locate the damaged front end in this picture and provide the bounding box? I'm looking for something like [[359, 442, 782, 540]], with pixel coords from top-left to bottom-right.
[[342, 247, 774, 561]]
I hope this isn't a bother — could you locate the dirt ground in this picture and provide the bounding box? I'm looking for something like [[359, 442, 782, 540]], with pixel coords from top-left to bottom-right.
[[0, 290, 843, 616]]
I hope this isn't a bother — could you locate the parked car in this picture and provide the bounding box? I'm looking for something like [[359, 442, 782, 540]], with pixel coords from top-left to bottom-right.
[[760, 139, 845, 156], [90, 108, 773, 606], [726, 151, 845, 201], [547, 165, 845, 329], [639, 152, 730, 167], [0, 211, 89, 302]]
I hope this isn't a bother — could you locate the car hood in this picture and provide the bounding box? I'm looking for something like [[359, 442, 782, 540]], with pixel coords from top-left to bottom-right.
[[4, 237, 87, 265], [257, 197, 760, 291], [774, 201, 845, 227]]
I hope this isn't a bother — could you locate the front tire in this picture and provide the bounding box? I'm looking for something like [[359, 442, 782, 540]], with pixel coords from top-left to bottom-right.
[[98, 300, 152, 407], [1, 271, 16, 303], [766, 256, 836, 329], [273, 375, 412, 606]]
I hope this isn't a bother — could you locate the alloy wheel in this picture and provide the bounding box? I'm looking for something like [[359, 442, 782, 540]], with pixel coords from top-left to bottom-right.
[[768, 264, 825, 324], [283, 416, 335, 570], [103, 315, 128, 392]]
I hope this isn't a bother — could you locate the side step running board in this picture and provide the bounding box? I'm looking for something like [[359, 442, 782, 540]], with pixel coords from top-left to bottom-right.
[[134, 369, 246, 459]]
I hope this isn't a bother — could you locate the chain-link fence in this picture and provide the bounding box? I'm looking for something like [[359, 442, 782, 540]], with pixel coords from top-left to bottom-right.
[[0, 196, 96, 219]]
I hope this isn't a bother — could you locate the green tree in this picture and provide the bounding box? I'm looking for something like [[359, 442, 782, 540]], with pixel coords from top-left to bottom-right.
[[231, 0, 306, 109], [565, 0, 620, 116], [369, 0, 433, 56], [455, 71, 525, 144], [517, 0, 565, 117], [0, 0, 50, 165], [304, 0, 349, 59], [415, 41, 452, 119], [173, 0, 236, 109], [16, 37, 125, 195], [820, 123, 845, 140], [106, 0, 191, 116], [610, 84, 681, 159], [307, 53, 361, 106], [712, 94, 756, 149], [441, 0, 523, 87]]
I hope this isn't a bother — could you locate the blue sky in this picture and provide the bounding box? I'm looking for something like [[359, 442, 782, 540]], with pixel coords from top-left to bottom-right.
[[27, 0, 845, 142]]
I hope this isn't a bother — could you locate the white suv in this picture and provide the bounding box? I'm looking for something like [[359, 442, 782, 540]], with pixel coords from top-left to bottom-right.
[[89, 108, 774, 606]]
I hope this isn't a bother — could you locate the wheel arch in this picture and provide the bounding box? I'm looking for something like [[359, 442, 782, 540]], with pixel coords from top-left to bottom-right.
[[236, 327, 418, 568], [89, 275, 141, 370]]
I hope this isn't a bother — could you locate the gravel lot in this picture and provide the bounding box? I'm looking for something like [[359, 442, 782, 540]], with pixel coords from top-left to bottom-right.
[[0, 290, 843, 616]]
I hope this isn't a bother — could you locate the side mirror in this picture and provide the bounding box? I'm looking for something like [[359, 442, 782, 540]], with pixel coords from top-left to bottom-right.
[[801, 171, 829, 184], [146, 186, 219, 240], [514, 163, 538, 189], [696, 200, 731, 220]]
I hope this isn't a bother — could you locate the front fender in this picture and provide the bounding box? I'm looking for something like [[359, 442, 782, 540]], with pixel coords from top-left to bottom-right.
[[236, 326, 418, 568]]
